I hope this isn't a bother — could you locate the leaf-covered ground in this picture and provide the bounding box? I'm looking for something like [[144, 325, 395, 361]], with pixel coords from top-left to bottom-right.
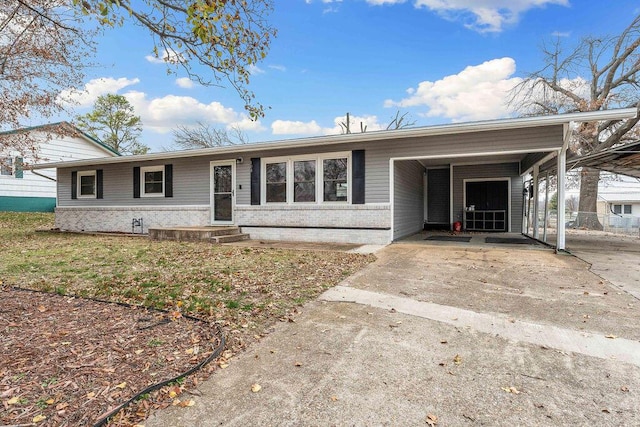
[[0, 213, 374, 426]]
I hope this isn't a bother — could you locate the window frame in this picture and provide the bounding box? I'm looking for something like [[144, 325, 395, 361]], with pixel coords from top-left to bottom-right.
[[260, 152, 351, 205], [623, 204, 632, 215], [141, 165, 165, 197], [319, 153, 350, 203], [77, 170, 97, 199], [0, 157, 13, 176], [263, 157, 289, 204]]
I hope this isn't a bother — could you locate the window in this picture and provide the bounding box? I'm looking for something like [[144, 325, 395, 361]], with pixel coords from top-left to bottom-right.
[[294, 160, 316, 202], [142, 165, 164, 196], [612, 204, 632, 214], [1, 157, 12, 176], [261, 152, 350, 204], [77, 170, 96, 198], [322, 157, 348, 202], [266, 162, 287, 203]]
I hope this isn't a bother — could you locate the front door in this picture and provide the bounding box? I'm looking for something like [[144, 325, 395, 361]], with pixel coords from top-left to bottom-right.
[[211, 161, 235, 224]]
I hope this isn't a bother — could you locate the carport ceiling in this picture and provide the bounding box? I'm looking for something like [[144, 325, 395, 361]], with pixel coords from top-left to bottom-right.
[[569, 140, 640, 179]]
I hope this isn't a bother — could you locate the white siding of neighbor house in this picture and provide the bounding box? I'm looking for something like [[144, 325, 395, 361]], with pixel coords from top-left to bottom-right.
[[452, 163, 523, 233], [393, 160, 425, 240], [1, 132, 115, 199]]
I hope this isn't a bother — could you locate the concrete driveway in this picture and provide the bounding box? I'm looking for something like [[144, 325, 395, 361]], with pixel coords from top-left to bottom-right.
[[147, 241, 640, 426]]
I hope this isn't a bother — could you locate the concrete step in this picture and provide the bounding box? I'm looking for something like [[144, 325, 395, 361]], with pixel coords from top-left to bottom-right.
[[212, 233, 250, 243], [149, 226, 246, 242]]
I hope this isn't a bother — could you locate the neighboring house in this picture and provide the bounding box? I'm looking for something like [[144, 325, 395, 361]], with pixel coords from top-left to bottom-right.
[[34, 109, 637, 248], [597, 188, 640, 230], [0, 123, 119, 212]]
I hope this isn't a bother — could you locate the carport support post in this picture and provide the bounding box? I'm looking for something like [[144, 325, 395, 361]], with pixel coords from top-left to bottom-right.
[[556, 125, 569, 252], [543, 171, 550, 243], [532, 164, 540, 239]]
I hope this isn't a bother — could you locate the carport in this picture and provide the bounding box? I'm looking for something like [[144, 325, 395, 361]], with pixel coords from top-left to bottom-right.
[[494, 108, 640, 251]]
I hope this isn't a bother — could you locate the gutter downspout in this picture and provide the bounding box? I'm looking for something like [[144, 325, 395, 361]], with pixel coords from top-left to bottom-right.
[[556, 123, 571, 252]]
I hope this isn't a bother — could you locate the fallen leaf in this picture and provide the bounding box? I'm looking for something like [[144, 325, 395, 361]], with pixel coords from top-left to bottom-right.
[[440, 340, 447, 344], [7, 396, 20, 405], [502, 386, 520, 394], [602, 409, 610, 414], [219, 362, 229, 369], [37, 305, 47, 312], [46, 398, 55, 405], [330, 395, 338, 401], [605, 335, 617, 339], [294, 362, 302, 367], [621, 386, 629, 392], [86, 392, 96, 399], [426, 413, 438, 426], [33, 414, 47, 423], [115, 382, 127, 389], [134, 349, 144, 355], [453, 354, 462, 365], [179, 399, 195, 407], [251, 383, 261, 393]]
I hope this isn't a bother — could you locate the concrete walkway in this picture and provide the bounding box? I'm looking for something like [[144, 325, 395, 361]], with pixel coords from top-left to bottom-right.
[[322, 286, 640, 367], [147, 243, 640, 427]]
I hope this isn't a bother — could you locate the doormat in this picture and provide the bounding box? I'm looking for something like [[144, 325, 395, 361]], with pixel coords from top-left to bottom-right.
[[485, 237, 537, 245], [425, 235, 472, 242]]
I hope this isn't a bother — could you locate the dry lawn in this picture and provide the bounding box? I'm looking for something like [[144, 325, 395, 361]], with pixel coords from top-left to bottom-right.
[[0, 213, 374, 426]]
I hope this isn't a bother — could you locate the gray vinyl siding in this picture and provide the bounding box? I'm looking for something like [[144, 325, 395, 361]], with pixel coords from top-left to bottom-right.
[[58, 157, 214, 206], [393, 160, 425, 240], [452, 163, 523, 233], [57, 125, 561, 212]]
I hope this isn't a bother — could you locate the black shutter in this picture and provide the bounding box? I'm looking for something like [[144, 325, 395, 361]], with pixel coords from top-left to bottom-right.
[[164, 164, 173, 198], [133, 166, 140, 198], [71, 171, 77, 199], [96, 169, 103, 199], [250, 157, 260, 205], [352, 150, 365, 204]]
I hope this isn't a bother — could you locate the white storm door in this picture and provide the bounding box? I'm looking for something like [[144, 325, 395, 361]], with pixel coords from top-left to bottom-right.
[[211, 161, 235, 224]]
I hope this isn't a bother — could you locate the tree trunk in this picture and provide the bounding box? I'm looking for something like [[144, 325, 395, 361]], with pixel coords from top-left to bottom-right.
[[576, 167, 602, 230]]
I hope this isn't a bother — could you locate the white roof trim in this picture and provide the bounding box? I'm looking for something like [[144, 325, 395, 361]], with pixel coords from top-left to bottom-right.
[[33, 108, 637, 169]]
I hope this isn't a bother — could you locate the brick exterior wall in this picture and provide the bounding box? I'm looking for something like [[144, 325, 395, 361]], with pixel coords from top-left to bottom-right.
[[55, 206, 210, 234], [235, 204, 390, 228], [54, 203, 392, 244]]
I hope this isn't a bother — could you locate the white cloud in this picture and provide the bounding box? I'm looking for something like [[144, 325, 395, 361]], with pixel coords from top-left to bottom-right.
[[248, 64, 266, 75], [57, 77, 140, 107], [124, 91, 250, 134], [175, 77, 195, 89], [366, 0, 569, 33], [145, 49, 183, 64], [385, 57, 522, 122], [271, 120, 322, 135], [229, 117, 266, 132], [268, 64, 287, 72], [551, 31, 571, 37], [324, 114, 386, 134]]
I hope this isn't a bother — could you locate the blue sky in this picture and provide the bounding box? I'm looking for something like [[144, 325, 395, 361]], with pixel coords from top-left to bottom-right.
[[58, 0, 640, 152]]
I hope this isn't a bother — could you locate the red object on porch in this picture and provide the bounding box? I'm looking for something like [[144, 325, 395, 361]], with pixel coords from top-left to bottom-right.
[[453, 221, 462, 232]]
